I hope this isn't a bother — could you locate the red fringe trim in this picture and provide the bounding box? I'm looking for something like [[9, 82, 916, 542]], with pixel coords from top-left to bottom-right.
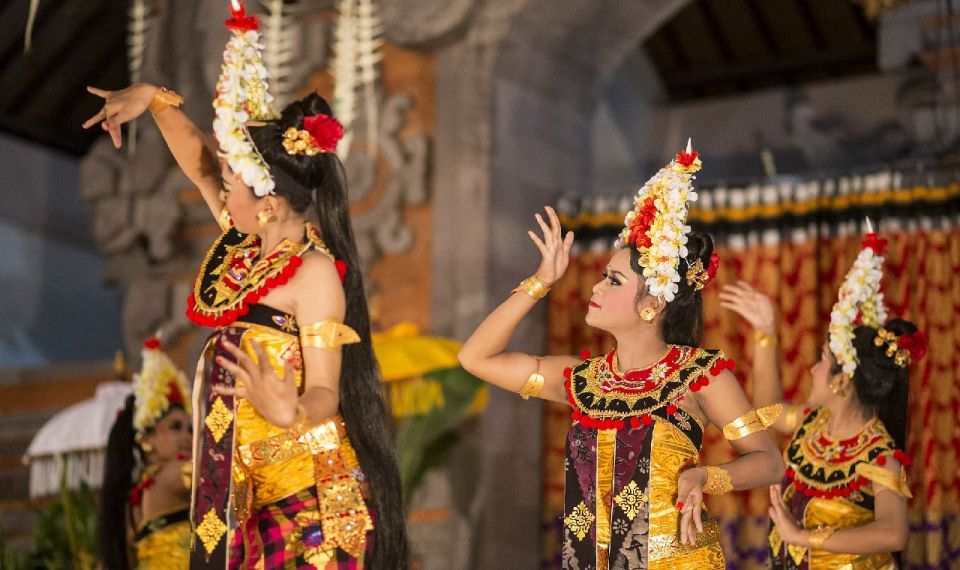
[[187, 255, 303, 328], [785, 467, 876, 499]]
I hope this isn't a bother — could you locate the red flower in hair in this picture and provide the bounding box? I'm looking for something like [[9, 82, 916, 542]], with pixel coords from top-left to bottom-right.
[[226, 1, 259, 32], [898, 330, 928, 362], [705, 251, 720, 284], [143, 336, 162, 350], [675, 149, 699, 167], [302, 114, 344, 153], [862, 232, 887, 255]]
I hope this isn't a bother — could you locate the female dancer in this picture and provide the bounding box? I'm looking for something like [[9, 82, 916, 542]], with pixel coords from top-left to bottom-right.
[[720, 227, 923, 568], [458, 146, 785, 569], [100, 338, 193, 570], [84, 3, 406, 567]]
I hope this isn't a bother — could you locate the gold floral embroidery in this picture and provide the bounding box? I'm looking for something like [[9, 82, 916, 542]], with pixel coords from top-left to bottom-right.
[[564, 501, 595, 541], [768, 525, 783, 555], [613, 480, 647, 521], [787, 543, 807, 566], [205, 397, 233, 443], [195, 508, 228, 554]]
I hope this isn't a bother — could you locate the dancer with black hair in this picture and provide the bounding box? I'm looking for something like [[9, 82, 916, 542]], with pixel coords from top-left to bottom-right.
[[83, 3, 406, 568], [459, 145, 785, 569], [720, 224, 924, 569], [100, 338, 193, 570]]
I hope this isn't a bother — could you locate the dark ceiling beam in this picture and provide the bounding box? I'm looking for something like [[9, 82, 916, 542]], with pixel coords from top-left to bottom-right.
[[843, 0, 877, 44], [4, 2, 113, 114], [698, 0, 736, 63], [660, 45, 876, 91], [796, 0, 828, 51], [741, 0, 783, 56], [51, 27, 127, 129], [0, 0, 69, 74]]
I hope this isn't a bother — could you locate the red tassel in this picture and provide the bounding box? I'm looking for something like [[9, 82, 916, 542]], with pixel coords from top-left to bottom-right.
[[630, 417, 641, 428], [893, 450, 912, 467], [335, 259, 348, 282], [641, 414, 653, 426], [143, 336, 162, 350], [877, 455, 887, 466], [579, 349, 592, 360], [666, 404, 678, 415], [563, 367, 572, 379]]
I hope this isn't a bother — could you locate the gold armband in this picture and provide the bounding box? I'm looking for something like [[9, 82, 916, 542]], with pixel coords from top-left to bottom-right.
[[519, 357, 545, 400], [513, 275, 551, 300], [753, 329, 776, 347], [149, 86, 184, 114], [855, 462, 913, 498], [300, 319, 361, 350], [808, 526, 835, 550], [702, 465, 733, 495], [722, 404, 782, 440]]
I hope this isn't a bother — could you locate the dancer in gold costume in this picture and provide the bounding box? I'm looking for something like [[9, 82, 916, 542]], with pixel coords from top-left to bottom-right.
[[100, 338, 193, 570], [84, 3, 406, 568], [721, 224, 925, 569], [459, 144, 785, 569]]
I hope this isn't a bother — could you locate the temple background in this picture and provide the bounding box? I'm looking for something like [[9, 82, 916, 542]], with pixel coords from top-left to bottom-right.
[[1, 0, 958, 568]]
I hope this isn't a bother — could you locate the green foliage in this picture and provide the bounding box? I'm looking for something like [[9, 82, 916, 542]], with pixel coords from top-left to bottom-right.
[[395, 366, 485, 504]]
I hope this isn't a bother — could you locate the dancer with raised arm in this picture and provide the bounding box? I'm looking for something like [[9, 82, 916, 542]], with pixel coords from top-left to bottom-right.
[[720, 221, 923, 569], [459, 144, 784, 569], [83, 3, 406, 568]]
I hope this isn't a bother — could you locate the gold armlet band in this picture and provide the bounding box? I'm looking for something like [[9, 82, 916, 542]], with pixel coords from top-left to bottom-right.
[[722, 410, 763, 440], [702, 465, 733, 495], [513, 275, 551, 300], [754, 329, 776, 348], [300, 319, 361, 349], [808, 526, 835, 550], [149, 86, 184, 114], [519, 357, 545, 400], [756, 403, 784, 428]]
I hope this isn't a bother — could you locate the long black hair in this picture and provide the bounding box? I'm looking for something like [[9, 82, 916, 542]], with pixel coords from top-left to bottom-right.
[[99, 395, 137, 570], [832, 318, 917, 452], [249, 93, 408, 568], [629, 231, 714, 347]]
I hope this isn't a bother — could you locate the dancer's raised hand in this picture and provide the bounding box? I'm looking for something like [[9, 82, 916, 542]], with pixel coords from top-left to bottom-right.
[[82, 84, 158, 149], [718, 280, 777, 334], [527, 206, 574, 287]]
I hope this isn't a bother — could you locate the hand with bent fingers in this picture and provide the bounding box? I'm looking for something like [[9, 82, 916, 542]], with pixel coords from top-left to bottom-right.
[[676, 467, 707, 546], [82, 83, 158, 148], [718, 280, 777, 335], [213, 340, 300, 428], [528, 205, 574, 287], [768, 484, 807, 546]]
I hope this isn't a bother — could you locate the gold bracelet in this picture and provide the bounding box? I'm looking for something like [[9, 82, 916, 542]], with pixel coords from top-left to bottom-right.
[[513, 275, 551, 300], [519, 357, 545, 400], [702, 465, 734, 495], [808, 526, 835, 550], [753, 329, 776, 348], [149, 86, 184, 114]]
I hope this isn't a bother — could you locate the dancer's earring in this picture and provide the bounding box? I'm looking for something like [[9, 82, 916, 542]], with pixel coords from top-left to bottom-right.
[[640, 307, 656, 324]]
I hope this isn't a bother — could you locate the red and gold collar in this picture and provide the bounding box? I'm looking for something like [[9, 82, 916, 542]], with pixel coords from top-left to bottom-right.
[[187, 223, 333, 327]]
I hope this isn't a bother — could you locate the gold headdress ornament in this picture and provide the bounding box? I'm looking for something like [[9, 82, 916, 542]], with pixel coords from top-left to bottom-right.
[[132, 336, 191, 433], [617, 139, 702, 302], [828, 218, 889, 375]]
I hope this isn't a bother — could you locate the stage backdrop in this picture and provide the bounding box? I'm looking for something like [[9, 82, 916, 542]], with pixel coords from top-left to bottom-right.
[[541, 169, 960, 569]]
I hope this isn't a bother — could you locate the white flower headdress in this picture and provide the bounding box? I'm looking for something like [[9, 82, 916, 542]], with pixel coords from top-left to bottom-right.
[[827, 218, 889, 375], [212, 0, 280, 197], [132, 337, 191, 433], [616, 140, 702, 302]]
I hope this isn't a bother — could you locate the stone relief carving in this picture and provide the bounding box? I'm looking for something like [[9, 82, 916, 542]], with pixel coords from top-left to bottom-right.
[[380, 0, 477, 47], [348, 92, 430, 273]]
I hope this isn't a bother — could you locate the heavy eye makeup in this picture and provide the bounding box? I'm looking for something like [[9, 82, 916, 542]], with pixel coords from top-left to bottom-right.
[[601, 269, 623, 286]]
